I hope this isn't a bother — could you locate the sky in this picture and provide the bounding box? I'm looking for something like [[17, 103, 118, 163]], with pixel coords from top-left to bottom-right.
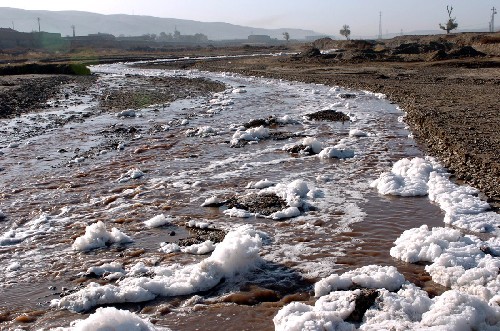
[[1, 0, 498, 37]]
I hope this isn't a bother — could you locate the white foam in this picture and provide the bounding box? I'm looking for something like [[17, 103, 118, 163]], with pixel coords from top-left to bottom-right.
[[247, 178, 276, 189], [277, 265, 500, 330], [269, 207, 301, 220], [318, 144, 355, 159], [186, 219, 211, 229], [181, 240, 216, 255], [428, 172, 500, 233], [419, 290, 500, 330], [349, 128, 367, 137], [261, 179, 309, 209], [72, 221, 133, 252], [314, 265, 405, 297], [371, 157, 441, 196], [391, 224, 500, 302], [372, 157, 499, 233], [223, 207, 254, 218], [301, 137, 323, 154], [53, 225, 264, 312], [232, 88, 247, 93], [274, 290, 357, 331], [159, 242, 181, 253], [143, 214, 173, 228], [52, 306, 166, 331], [201, 196, 223, 207], [230, 125, 269, 146], [118, 168, 144, 183]]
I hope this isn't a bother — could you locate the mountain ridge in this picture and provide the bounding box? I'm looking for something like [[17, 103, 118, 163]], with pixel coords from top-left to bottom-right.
[[0, 7, 322, 40]]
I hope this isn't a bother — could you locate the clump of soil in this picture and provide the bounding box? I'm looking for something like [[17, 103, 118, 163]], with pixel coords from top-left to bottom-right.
[[243, 116, 279, 128], [285, 144, 315, 155], [306, 109, 350, 122], [178, 226, 226, 246], [226, 193, 287, 216], [99, 76, 225, 110]]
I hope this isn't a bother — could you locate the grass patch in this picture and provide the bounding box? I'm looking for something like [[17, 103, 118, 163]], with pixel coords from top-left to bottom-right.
[[0, 63, 91, 75]]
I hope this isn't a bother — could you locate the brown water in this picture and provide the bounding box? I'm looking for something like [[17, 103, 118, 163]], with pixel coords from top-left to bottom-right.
[[0, 64, 450, 330]]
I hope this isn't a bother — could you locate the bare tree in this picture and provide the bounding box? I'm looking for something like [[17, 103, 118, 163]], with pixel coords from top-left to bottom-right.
[[283, 32, 290, 42], [439, 5, 458, 34], [340, 24, 351, 40]]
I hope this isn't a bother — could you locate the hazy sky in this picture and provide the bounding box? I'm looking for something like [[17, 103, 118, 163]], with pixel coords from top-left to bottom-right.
[[2, 0, 498, 36]]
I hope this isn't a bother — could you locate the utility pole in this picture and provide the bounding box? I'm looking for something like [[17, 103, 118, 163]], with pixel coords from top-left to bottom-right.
[[490, 7, 497, 32], [71, 25, 75, 37], [378, 11, 382, 39], [37, 17, 40, 32]]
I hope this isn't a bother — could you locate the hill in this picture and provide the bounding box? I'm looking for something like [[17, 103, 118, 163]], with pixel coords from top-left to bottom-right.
[[0, 7, 320, 40]]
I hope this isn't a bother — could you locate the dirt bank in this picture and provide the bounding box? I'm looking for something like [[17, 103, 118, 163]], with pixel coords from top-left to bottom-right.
[[140, 35, 499, 202]]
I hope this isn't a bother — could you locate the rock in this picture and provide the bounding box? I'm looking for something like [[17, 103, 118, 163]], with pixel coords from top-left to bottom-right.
[[306, 109, 350, 122], [226, 193, 287, 216], [346, 289, 379, 323]]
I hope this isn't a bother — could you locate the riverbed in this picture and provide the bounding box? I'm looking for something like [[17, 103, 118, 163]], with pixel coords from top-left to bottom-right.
[[0, 62, 497, 330]]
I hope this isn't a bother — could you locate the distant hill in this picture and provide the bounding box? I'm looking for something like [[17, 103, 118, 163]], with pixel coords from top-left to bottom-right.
[[0, 7, 321, 40]]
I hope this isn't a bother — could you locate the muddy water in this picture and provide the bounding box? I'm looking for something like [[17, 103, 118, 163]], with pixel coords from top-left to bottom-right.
[[0, 64, 448, 330]]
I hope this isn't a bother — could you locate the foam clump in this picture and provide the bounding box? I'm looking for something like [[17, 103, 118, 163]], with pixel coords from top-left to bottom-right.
[[118, 168, 144, 183], [315, 265, 405, 297], [391, 224, 500, 302], [85, 262, 124, 278], [53, 225, 264, 312], [276, 115, 297, 124], [428, 172, 500, 233], [72, 221, 133, 252], [51, 306, 166, 331], [373, 157, 500, 234], [262, 179, 309, 209], [371, 157, 441, 196], [230, 125, 269, 146], [223, 207, 254, 218], [318, 144, 355, 159], [390, 224, 462, 263], [419, 290, 500, 331], [269, 207, 301, 220], [274, 290, 357, 331], [181, 240, 216, 254], [360, 283, 432, 330], [186, 219, 211, 229], [186, 126, 217, 137], [276, 264, 500, 330], [143, 214, 173, 228], [232, 88, 247, 93], [246, 178, 276, 189], [159, 242, 180, 253], [301, 137, 324, 154], [349, 128, 367, 137], [116, 109, 136, 118], [201, 196, 223, 207]]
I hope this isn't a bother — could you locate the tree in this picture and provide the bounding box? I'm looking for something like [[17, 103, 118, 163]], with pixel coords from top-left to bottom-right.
[[439, 5, 458, 34], [283, 32, 290, 42], [340, 24, 351, 40]]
